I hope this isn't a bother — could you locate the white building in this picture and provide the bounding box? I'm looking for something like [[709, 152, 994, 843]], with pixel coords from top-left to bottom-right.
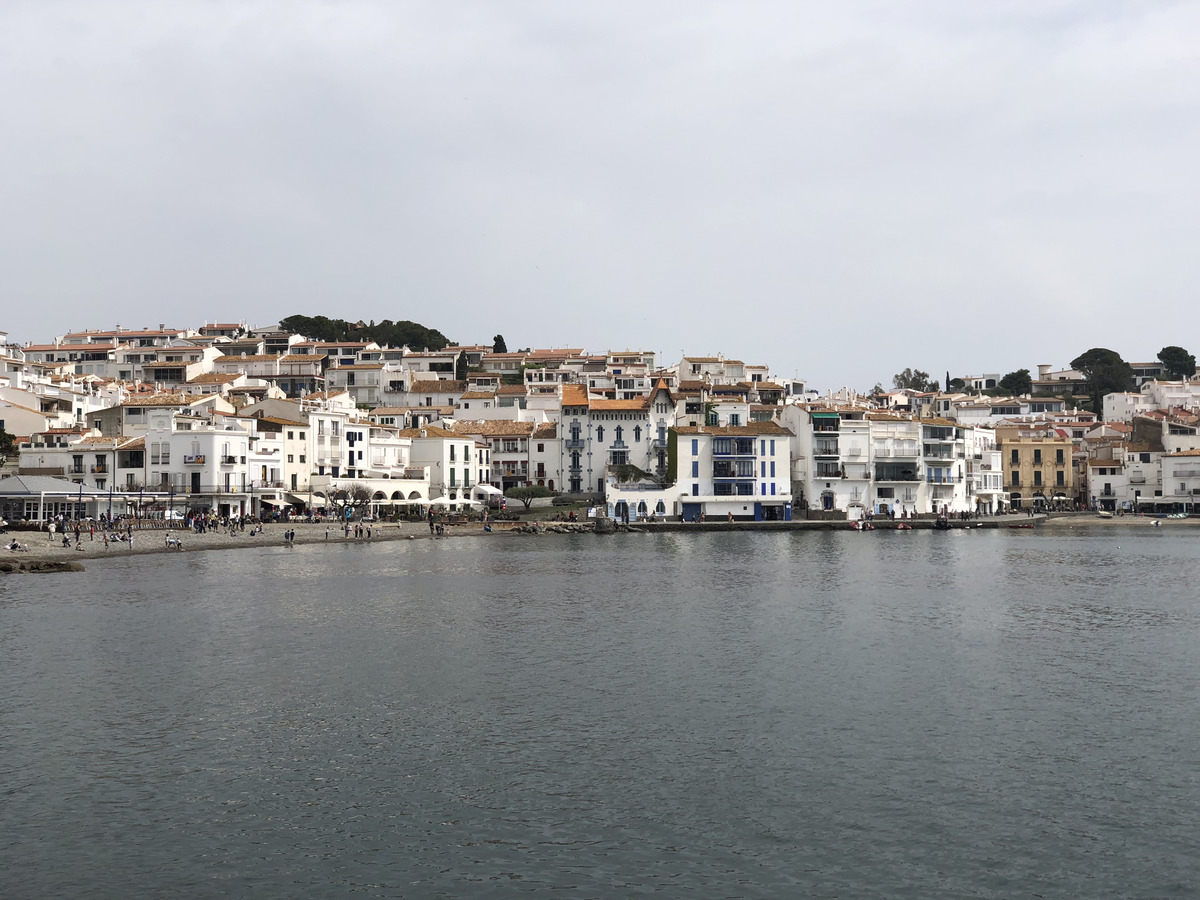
[[673, 422, 793, 521]]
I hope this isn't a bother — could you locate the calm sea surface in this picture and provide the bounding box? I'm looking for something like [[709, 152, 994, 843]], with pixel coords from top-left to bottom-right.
[[3, 528, 1200, 898]]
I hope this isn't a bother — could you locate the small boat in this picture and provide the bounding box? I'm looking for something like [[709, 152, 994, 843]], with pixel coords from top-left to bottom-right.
[[1096, 510, 1113, 519]]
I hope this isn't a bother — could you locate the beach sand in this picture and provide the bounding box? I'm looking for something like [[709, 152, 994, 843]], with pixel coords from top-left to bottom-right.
[[3, 519, 510, 566]]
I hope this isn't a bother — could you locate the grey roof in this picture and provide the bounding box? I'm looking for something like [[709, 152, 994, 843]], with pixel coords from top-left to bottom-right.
[[0, 475, 110, 495]]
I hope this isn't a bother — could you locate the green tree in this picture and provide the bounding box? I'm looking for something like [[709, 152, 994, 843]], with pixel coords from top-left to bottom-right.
[[892, 368, 939, 392], [492, 334, 508, 353], [1157, 345, 1196, 380], [0, 425, 14, 467], [1071, 348, 1135, 417], [454, 350, 468, 380], [504, 485, 554, 510], [997, 368, 1033, 396]]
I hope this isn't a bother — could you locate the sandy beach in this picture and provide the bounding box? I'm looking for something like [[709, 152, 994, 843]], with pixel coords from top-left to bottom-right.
[[3, 518, 511, 566], [5, 512, 1198, 571], [1040, 513, 1200, 528]]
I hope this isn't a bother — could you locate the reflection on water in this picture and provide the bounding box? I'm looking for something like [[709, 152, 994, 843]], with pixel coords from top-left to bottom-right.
[[3, 529, 1200, 898]]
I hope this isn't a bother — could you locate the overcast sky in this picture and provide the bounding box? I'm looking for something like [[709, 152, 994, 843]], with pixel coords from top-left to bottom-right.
[[3, 1, 1198, 390]]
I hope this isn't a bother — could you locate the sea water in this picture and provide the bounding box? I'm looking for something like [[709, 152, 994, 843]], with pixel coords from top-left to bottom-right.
[[2, 528, 1199, 897]]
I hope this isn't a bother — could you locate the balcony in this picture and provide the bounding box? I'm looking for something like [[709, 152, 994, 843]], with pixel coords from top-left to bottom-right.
[[926, 475, 963, 484], [875, 470, 919, 482], [1172, 469, 1200, 478], [712, 439, 757, 458], [69, 465, 86, 475], [220, 455, 245, 465], [91, 464, 109, 474], [565, 438, 585, 450], [814, 442, 839, 457]]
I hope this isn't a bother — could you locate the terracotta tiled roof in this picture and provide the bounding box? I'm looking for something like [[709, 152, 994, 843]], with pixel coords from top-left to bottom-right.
[[396, 425, 459, 439], [532, 423, 557, 439], [458, 391, 495, 400], [121, 394, 189, 407], [216, 354, 278, 363], [497, 385, 527, 395], [561, 384, 589, 407], [590, 398, 649, 411], [188, 373, 241, 384], [450, 420, 535, 437], [674, 422, 791, 436]]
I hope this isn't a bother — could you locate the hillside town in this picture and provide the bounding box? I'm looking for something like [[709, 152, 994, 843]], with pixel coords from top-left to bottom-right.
[[1, 322, 1199, 527]]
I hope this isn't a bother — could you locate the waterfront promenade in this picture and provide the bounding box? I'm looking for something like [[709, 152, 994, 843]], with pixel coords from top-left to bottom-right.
[[4, 510, 1195, 570]]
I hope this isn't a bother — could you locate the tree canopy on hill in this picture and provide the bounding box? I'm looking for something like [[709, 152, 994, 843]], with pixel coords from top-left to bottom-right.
[[278, 315, 451, 351], [998, 369, 1033, 396], [1158, 345, 1196, 380], [1071, 348, 1134, 417]]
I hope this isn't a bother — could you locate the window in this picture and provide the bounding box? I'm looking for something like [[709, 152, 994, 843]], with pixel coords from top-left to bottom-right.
[[300, 432, 306, 440], [1033, 449, 1042, 465], [729, 414, 740, 426], [1034, 471, 1042, 486], [537, 443, 544, 452], [287, 454, 294, 463], [770, 461, 775, 477], [597, 426, 604, 442], [450, 445, 456, 461], [761, 461, 766, 477], [1010, 448, 1019, 464], [634, 427, 641, 442], [287, 431, 294, 440], [1011, 472, 1020, 486], [1056, 448, 1064, 465], [1056, 471, 1065, 486], [692, 439, 698, 455], [299, 455, 306, 463], [770, 440, 775, 455], [692, 461, 699, 478]]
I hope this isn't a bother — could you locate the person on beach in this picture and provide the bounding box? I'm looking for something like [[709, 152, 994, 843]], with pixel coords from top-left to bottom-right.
[[48, 522, 55, 542]]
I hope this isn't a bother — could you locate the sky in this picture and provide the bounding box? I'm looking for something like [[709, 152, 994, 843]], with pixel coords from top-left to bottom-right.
[[3, 1, 1199, 391]]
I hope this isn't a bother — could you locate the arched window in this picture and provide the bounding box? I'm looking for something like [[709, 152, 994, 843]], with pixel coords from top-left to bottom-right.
[[655, 500, 666, 514], [615, 426, 623, 442], [634, 426, 642, 442], [596, 426, 604, 442], [637, 501, 647, 514]]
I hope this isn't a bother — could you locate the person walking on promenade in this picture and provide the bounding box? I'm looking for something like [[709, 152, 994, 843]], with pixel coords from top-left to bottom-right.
[[48, 522, 55, 542]]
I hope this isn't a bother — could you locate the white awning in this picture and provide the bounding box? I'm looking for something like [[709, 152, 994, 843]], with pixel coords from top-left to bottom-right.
[[472, 484, 503, 498]]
